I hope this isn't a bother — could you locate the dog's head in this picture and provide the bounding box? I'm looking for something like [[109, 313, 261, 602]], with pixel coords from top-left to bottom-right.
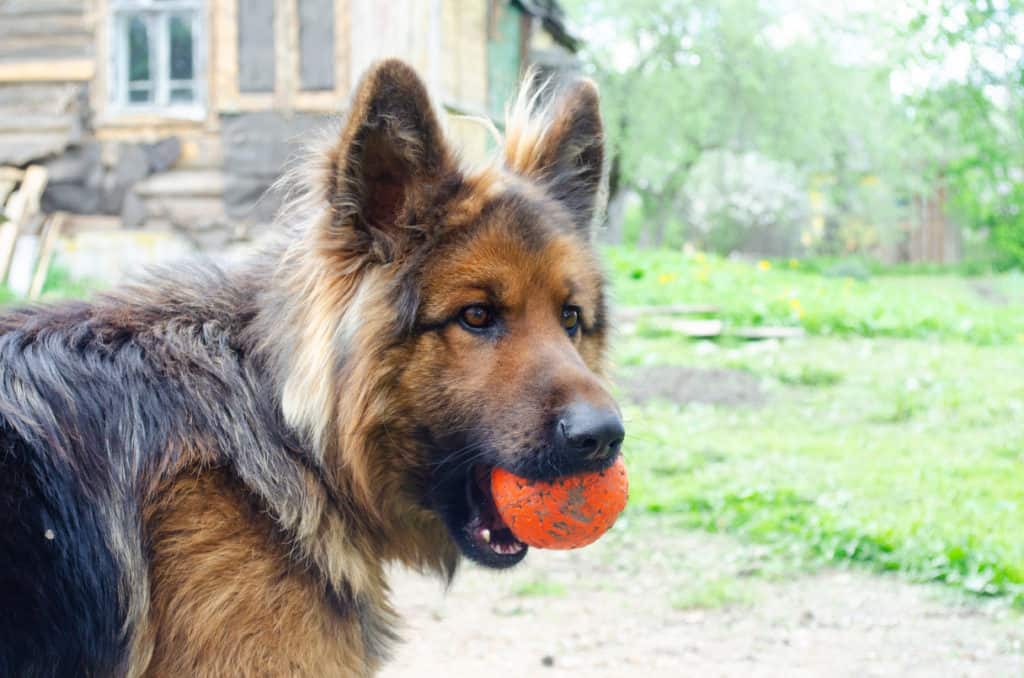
[[276, 60, 620, 570]]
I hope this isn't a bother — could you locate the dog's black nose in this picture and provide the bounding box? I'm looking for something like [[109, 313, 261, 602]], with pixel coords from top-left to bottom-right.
[[557, 402, 625, 462]]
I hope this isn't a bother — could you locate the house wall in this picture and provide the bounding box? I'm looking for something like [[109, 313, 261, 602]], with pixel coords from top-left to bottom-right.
[[0, 1, 93, 166], [0, 0, 572, 254]]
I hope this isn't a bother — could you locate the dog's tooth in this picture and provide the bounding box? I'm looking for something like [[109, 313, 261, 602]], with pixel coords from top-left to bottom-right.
[[481, 528, 491, 543]]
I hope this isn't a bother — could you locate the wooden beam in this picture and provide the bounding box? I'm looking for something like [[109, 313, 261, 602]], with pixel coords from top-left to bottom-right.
[[0, 58, 95, 83]]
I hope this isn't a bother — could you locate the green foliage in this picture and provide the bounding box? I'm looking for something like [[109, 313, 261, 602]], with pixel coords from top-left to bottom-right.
[[567, 0, 1024, 264], [607, 246, 1024, 344]]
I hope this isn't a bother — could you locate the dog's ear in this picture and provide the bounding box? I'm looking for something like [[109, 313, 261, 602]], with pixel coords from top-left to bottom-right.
[[325, 59, 453, 259], [505, 79, 605, 234]]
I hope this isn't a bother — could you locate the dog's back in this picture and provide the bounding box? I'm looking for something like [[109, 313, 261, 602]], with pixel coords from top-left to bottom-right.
[[0, 405, 125, 676], [0, 277, 250, 676]]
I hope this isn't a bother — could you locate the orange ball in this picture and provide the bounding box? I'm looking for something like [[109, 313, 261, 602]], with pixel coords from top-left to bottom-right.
[[490, 457, 629, 550]]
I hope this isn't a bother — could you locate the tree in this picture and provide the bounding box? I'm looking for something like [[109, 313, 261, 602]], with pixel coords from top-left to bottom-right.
[[565, 0, 917, 252], [902, 0, 1024, 267]]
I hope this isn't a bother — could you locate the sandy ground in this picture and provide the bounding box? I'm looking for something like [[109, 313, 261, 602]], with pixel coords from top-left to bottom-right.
[[381, 517, 1023, 677]]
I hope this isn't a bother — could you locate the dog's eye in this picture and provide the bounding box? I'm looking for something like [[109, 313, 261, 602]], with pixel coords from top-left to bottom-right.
[[561, 306, 581, 335], [459, 305, 495, 331]]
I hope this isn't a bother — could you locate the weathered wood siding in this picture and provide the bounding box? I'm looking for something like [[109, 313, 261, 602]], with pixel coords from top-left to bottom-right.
[[0, 0, 91, 62]]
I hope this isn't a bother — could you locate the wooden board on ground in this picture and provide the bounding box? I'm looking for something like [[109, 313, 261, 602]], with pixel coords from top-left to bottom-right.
[[617, 303, 720, 321], [662, 318, 724, 338], [734, 326, 806, 340]]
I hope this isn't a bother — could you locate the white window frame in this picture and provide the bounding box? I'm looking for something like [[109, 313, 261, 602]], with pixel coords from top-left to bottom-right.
[[108, 0, 206, 119]]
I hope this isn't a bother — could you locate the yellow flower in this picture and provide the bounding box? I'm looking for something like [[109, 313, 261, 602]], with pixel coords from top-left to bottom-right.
[[789, 298, 804, 318], [757, 260, 772, 271], [693, 252, 707, 264], [1017, 333, 1024, 344], [788, 258, 799, 269], [696, 268, 710, 283], [657, 272, 676, 285]]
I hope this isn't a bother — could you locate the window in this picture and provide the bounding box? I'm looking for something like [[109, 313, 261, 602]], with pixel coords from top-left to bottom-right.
[[110, 0, 204, 113]]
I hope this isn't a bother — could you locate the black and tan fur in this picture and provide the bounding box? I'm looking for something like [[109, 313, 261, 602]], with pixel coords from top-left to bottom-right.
[[0, 60, 620, 676]]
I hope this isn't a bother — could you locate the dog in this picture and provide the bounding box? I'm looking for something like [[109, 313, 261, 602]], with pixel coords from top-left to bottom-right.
[[0, 59, 622, 677]]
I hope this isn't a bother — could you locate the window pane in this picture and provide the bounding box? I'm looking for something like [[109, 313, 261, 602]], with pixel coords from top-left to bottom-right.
[[128, 16, 150, 83], [169, 15, 194, 80], [129, 88, 153, 103], [169, 87, 195, 103]]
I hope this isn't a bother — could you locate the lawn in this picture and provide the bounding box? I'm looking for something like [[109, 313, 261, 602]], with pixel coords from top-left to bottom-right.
[[609, 246, 1024, 606], [607, 247, 1024, 345]]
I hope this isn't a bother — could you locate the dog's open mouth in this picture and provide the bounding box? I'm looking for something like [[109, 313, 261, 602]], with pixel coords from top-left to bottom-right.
[[462, 465, 528, 565]]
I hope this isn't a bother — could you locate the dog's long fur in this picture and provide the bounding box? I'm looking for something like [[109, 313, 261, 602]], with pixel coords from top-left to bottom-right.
[[0, 60, 614, 677]]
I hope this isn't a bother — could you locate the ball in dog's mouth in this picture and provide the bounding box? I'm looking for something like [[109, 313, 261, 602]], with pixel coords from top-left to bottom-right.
[[464, 465, 528, 563]]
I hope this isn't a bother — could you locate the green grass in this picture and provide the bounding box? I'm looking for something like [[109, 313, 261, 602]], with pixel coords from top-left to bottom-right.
[[0, 265, 102, 305], [610, 246, 1023, 606], [615, 335, 1024, 607], [606, 247, 1024, 345]]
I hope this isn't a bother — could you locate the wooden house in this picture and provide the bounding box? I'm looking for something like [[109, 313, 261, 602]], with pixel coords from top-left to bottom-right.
[[0, 0, 577, 252]]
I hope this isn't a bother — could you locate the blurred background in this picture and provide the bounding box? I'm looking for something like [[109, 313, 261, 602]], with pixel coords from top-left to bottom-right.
[[1, 1, 1022, 676]]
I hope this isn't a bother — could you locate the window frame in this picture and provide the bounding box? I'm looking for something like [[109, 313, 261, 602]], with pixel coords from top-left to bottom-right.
[[108, 0, 206, 119]]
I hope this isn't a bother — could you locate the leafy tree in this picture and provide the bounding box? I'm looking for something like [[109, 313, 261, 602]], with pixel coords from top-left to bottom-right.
[[565, 0, 1024, 266]]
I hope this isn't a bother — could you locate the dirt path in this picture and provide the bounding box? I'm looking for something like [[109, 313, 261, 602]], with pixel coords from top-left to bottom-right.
[[381, 517, 1022, 677]]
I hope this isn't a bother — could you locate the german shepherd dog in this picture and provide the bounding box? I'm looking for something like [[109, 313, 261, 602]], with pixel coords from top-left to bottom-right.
[[0, 59, 622, 676]]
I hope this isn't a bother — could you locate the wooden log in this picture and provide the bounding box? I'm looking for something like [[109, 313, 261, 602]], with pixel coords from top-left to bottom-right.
[[0, 58, 94, 83]]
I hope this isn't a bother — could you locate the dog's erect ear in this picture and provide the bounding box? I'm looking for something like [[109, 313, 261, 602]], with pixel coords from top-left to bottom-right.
[[325, 59, 452, 258], [505, 79, 605, 234]]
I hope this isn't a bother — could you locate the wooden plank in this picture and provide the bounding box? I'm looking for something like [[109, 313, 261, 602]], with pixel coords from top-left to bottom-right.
[[664, 319, 723, 338], [29, 212, 63, 299], [616, 304, 721, 320], [1, 164, 48, 283], [0, 58, 94, 83], [0, 220, 20, 285], [4, 165, 48, 224], [734, 326, 806, 340], [0, 1, 85, 14]]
